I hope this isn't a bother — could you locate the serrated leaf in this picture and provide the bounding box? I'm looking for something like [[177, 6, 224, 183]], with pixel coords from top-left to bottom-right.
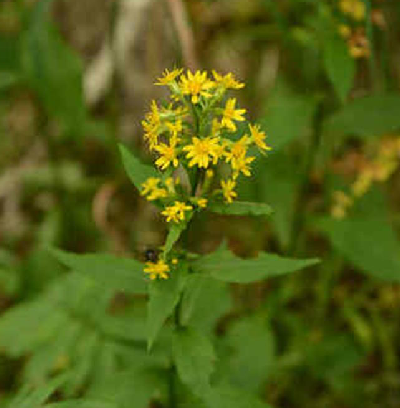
[[21, 0, 86, 135], [323, 94, 400, 138], [204, 385, 272, 408], [172, 327, 215, 396], [208, 202, 272, 218], [147, 268, 187, 350], [119, 144, 159, 192], [323, 32, 355, 103], [191, 249, 319, 283], [318, 191, 400, 281], [50, 249, 147, 294]]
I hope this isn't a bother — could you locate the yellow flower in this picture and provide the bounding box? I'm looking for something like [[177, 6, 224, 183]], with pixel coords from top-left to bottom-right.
[[142, 100, 162, 150], [249, 124, 272, 153], [338, 24, 351, 39], [224, 136, 250, 169], [166, 120, 183, 138], [161, 201, 193, 223], [221, 179, 237, 203], [183, 136, 221, 168], [154, 138, 180, 170], [212, 71, 245, 89], [155, 68, 183, 86], [339, 0, 365, 21], [221, 98, 246, 132], [144, 259, 170, 280], [232, 155, 255, 178], [180, 70, 215, 104], [196, 198, 208, 208], [141, 177, 168, 201], [141, 177, 161, 196]]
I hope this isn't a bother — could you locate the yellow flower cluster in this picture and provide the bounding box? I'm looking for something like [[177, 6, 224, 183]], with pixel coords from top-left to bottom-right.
[[337, 0, 370, 59], [339, 0, 366, 21], [139, 68, 272, 279], [331, 136, 400, 219], [140, 68, 271, 220]]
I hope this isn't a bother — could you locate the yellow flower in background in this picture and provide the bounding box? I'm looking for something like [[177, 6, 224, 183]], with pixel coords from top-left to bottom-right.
[[249, 124, 272, 153], [161, 201, 193, 223], [338, 24, 351, 39], [225, 135, 251, 170], [155, 68, 183, 86], [154, 138, 180, 170], [339, 0, 366, 21], [221, 179, 237, 203], [183, 136, 221, 168], [331, 191, 353, 220], [180, 70, 215, 104], [144, 259, 170, 280], [221, 98, 246, 132], [212, 71, 245, 89]]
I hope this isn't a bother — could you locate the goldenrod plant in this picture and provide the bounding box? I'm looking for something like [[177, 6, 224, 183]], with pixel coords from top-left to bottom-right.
[[0, 69, 318, 408]]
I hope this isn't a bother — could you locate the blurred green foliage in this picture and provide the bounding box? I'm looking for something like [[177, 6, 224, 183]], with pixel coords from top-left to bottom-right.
[[1, 0, 400, 407]]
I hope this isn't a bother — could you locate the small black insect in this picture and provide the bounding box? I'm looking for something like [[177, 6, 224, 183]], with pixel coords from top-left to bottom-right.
[[144, 249, 158, 262]]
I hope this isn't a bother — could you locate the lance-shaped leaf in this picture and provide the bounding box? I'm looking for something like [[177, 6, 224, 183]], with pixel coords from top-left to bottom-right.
[[50, 249, 147, 294], [12, 375, 68, 408], [172, 327, 215, 396], [147, 266, 188, 350], [191, 249, 318, 283], [323, 31, 355, 103], [208, 201, 272, 218], [119, 144, 159, 192]]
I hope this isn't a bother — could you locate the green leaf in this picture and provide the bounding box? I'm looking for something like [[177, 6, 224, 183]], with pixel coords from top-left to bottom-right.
[[0, 299, 68, 357], [88, 367, 162, 408], [221, 315, 275, 392], [323, 32, 355, 103], [205, 385, 272, 408], [319, 191, 400, 281], [208, 201, 272, 218], [0, 71, 19, 91], [260, 81, 317, 150], [256, 151, 300, 250], [164, 223, 185, 255], [119, 144, 159, 192], [180, 275, 232, 335], [172, 327, 215, 396], [191, 248, 319, 283], [44, 401, 118, 408], [11, 375, 67, 408], [50, 249, 147, 294], [21, 0, 87, 135], [323, 94, 400, 138], [147, 267, 187, 350]]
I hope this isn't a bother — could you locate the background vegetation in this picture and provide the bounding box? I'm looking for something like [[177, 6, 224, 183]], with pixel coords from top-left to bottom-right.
[[1, 0, 400, 407]]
